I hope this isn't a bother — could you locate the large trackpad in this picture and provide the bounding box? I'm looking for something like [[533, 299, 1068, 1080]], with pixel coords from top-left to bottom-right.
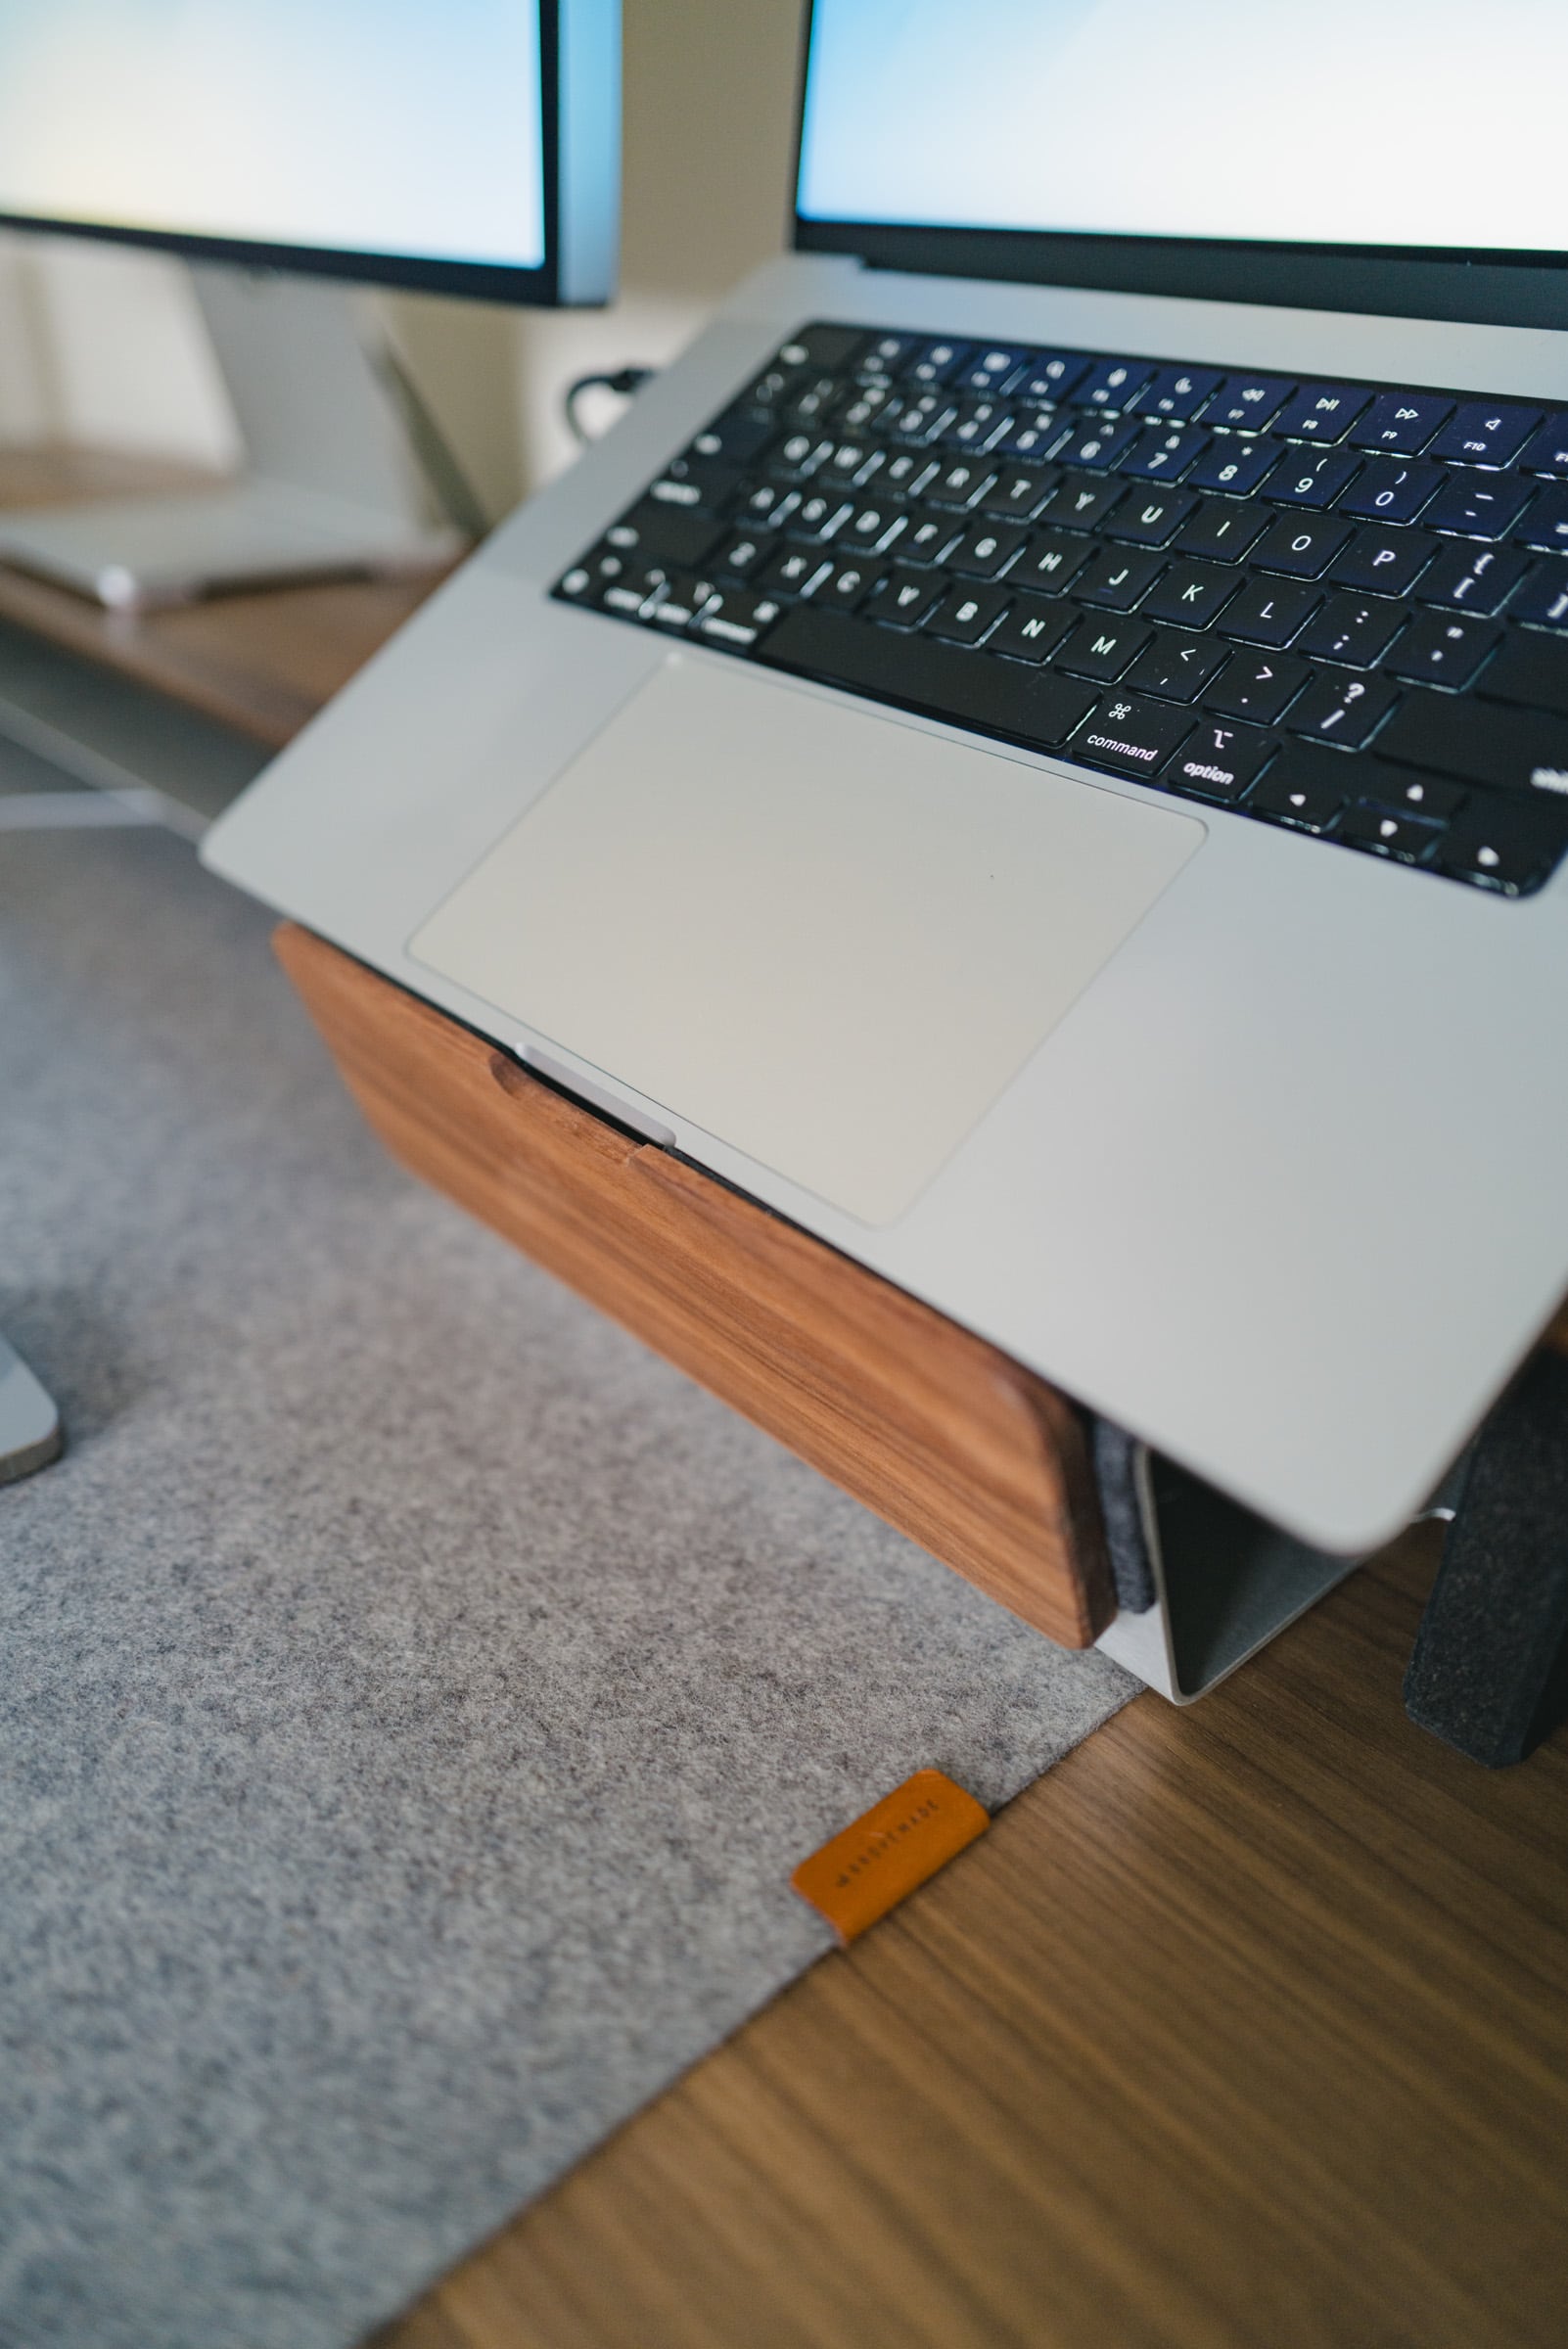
[[411, 654, 1203, 1224]]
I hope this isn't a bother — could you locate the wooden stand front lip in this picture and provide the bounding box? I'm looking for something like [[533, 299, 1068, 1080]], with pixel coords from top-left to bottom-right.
[[273, 924, 1115, 1648]]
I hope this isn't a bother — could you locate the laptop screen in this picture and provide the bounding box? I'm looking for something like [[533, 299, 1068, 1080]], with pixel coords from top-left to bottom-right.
[[797, 0, 1566, 261]]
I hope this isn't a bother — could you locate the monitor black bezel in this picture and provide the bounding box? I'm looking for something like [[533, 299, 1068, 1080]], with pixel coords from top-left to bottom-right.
[[0, 2, 567, 306], [789, 1, 1568, 333]]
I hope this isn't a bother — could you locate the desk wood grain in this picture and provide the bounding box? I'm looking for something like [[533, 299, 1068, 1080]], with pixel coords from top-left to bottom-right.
[[375, 1524, 1567, 2349], [0, 446, 444, 745]]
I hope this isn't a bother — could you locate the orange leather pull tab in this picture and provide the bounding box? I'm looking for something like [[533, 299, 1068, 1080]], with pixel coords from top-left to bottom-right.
[[790, 1769, 989, 1945]]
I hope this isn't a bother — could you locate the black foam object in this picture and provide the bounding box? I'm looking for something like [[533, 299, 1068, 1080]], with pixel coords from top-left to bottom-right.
[[1405, 1350, 1568, 1768], [1090, 1415, 1157, 1614]]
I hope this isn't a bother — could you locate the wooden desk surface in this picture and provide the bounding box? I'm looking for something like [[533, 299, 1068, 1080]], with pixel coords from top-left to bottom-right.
[[0, 445, 442, 746], [5, 449, 1562, 2349], [376, 1524, 1566, 2349]]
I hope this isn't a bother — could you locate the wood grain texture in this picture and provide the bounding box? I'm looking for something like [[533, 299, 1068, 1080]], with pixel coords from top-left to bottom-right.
[[367, 1524, 1568, 2349], [273, 922, 1115, 1648], [0, 446, 443, 744]]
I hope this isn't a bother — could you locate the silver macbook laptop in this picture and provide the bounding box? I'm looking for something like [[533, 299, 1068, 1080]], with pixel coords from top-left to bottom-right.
[[205, 0, 1568, 1568]]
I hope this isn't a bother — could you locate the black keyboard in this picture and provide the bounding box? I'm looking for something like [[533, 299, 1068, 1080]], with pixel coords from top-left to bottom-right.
[[553, 322, 1568, 899]]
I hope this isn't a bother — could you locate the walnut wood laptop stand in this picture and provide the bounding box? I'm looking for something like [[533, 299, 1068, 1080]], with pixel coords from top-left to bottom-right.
[[274, 923, 1115, 1651], [276, 922, 1568, 1752]]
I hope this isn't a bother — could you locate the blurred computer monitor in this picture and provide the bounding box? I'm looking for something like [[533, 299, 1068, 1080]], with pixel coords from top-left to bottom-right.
[[0, 2, 619, 607]]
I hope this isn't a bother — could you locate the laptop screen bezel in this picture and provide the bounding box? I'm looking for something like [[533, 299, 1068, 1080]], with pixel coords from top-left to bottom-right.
[[788, 1, 1568, 334]]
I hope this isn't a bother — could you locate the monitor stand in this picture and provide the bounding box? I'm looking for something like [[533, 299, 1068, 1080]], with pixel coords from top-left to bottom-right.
[[0, 263, 466, 610]]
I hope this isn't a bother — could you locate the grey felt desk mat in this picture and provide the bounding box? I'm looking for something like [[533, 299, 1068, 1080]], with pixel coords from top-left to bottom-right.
[[0, 821, 1133, 2349]]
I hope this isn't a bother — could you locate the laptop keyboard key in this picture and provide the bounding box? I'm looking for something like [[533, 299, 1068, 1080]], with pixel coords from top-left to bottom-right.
[[1167, 718, 1277, 803], [1009, 351, 1092, 403], [1073, 547, 1167, 610], [944, 397, 1015, 453], [1172, 498, 1271, 563], [1140, 560, 1243, 627], [1520, 414, 1568, 478], [1077, 357, 1155, 411], [1377, 689, 1568, 793], [987, 594, 1079, 664], [977, 464, 1060, 520], [1284, 672, 1401, 747], [946, 521, 1030, 577], [712, 528, 778, 578], [1338, 803, 1443, 863], [787, 490, 854, 542], [736, 480, 802, 531], [924, 583, 1011, 644], [1035, 475, 1127, 531], [1335, 458, 1444, 524], [649, 454, 740, 511], [1385, 611, 1499, 689], [1123, 627, 1230, 702], [1119, 423, 1212, 481], [1015, 528, 1094, 592], [898, 510, 961, 565], [867, 564, 945, 627], [905, 339, 973, 388], [1208, 376, 1296, 432], [1076, 693, 1195, 778], [958, 345, 1032, 393], [1104, 487, 1200, 545], [606, 497, 726, 569], [1327, 523, 1437, 595], [1513, 484, 1568, 554], [1135, 364, 1224, 421], [759, 544, 832, 597], [1472, 629, 1568, 716], [1435, 792, 1568, 894], [1265, 448, 1362, 509], [777, 325, 868, 373], [1204, 649, 1313, 724], [996, 406, 1069, 460], [888, 392, 957, 444], [1053, 415, 1143, 470], [1248, 745, 1351, 833], [1295, 593, 1409, 668], [1422, 473, 1537, 539], [1336, 759, 1464, 821], [1057, 614, 1154, 682], [1427, 402, 1542, 468], [1414, 541, 1533, 614], [1349, 392, 1454, 457], [1508, 559, 1568, 629], [1252, 515, 1356, 576], [839, 500, 910, 557], [1273, 385, 1371, 442], [693, 587, 785, 647], [1220, 577, 1322, 645], [812, 557, 890, 613], [926, 457, 997, 510], [1185, 436, 1282, 495], [691, 408, 778, 467], [647, 571, 715, 629]]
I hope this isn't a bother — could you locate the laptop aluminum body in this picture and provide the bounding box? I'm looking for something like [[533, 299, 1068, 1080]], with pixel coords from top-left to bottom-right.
[[205, 5, 1568, 1590]]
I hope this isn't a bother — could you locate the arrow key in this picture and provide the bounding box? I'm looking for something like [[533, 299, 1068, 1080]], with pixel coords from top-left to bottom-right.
[[1248, 745, 1352, 834], [1123, 626, 1231, 703], [1203, 648, 1312, 725]]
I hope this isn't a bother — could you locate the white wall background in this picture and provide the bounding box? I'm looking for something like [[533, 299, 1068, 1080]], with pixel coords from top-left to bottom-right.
[[0, 0, 807, 519]]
